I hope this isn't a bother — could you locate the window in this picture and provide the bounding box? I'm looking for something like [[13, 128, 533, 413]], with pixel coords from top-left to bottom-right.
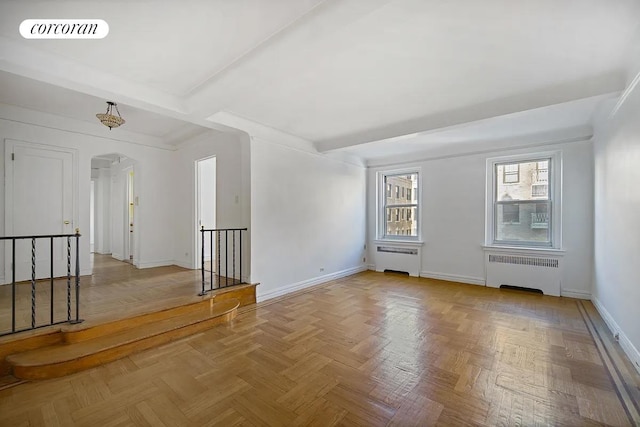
[[380, 171, 419, 239], [488, 153, 560, 247], [503, 164, 519, 183]]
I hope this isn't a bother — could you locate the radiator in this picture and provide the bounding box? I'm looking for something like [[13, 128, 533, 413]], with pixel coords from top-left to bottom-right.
[[485, 252, 563, 296], [374, 245, 421, 277]]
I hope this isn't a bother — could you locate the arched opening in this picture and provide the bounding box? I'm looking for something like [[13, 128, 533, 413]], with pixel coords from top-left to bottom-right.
[[90, 153, 138, 267]]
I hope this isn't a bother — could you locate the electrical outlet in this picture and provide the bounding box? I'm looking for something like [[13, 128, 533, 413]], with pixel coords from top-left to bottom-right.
[[363, 257, 366, 263], [614, 332, 620, 341], [320, 267, 324, 272]]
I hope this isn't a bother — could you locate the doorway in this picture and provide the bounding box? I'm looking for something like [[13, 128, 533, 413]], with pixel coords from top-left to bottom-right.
[[124, 168, 134, 263], [90, 153, 136, 265], [195, 156, 216, 270]]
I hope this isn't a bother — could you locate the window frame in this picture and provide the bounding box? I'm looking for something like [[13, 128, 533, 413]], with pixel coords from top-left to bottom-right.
[[485, 152, 562, 249], [378, 168, 421, 241]]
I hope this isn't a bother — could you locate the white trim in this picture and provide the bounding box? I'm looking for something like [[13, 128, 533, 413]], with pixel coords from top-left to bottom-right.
[[485, 150, 563, 250], [173, 260, 193, 269], [135, 260, 174, 269], [367, 264, 376, 270], [482, 245, 565, 256], [366, 134, 591, 169], [420, 271, 485, 286], [560, 289, 591, 300], [609, 69, 640, 119], [373, 239, 424, 248], [257, 265, 367, 302], [376, 167, 422, 242], [592, 297, 640, 375]]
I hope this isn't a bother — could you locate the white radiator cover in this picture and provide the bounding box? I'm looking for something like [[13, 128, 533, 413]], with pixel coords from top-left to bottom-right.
[[484, 248, 564, 296], [374, 242, 422, 277]]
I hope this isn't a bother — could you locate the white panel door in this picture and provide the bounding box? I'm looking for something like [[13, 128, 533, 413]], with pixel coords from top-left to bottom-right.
[[6, 141, 74, 282]]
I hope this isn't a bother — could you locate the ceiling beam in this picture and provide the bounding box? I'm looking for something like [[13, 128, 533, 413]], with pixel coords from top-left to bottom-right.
[[315, 71, 627, 153]]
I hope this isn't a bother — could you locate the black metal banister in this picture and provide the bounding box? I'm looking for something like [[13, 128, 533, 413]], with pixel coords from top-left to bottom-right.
[[199, 227, 247, 296], [1, 231, 82, 337]]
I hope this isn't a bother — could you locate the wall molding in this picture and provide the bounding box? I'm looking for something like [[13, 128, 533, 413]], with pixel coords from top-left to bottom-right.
[[609, 69, 640, 119], [367, 134, 592, 169], [561, 289, 591, 300], [257, 265, 367, 302], [419, 270, 485, 286], [136, 260, 175, 269], [592, 297, 640, 375]]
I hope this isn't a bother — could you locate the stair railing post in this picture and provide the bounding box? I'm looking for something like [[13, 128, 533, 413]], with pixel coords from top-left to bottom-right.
[[11, 238, 16, 333], [31, 238, 36, 329], [50, 237, 54, 325], [71, 229, 83, 324], [66, 236, 72, 322], [199, 226, 205, 296]]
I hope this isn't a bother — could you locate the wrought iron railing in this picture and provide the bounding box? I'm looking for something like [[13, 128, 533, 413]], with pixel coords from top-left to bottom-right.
[[1, 231, 82, 336], [199, 227, 247, 296]]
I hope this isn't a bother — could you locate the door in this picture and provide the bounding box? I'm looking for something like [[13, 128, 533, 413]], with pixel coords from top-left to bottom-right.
[[5, 141, 74, 282]]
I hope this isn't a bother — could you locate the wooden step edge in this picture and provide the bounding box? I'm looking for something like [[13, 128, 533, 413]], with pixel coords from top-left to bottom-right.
[[61, 296, 218, 343], [0, 375, 27, 391], [8, 300, 239, 380], [62, 283, 258, 343], [212, 282, 259, 307], [0, 330, 63, 376]]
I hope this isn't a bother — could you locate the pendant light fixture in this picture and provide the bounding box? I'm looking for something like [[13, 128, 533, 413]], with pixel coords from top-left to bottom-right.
[[96, 101, 125, 130]]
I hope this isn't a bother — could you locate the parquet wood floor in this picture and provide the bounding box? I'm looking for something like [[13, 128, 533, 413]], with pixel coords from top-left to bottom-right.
[[2, 270, 639, 426]]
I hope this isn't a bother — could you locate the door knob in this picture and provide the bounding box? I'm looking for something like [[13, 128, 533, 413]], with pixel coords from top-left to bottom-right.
[[64, 220, 70, 225]]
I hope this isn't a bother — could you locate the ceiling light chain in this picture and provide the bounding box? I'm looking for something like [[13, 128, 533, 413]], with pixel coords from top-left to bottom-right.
[[96, 101, 125, 130]]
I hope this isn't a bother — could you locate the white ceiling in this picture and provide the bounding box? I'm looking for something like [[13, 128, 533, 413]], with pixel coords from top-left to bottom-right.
[[1, 0, 639, 157], [0, 71, 207, 145]]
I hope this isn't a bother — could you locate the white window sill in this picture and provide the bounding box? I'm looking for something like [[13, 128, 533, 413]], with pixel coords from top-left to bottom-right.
[[482, 245, 565, 256], [374, 239, 424, 248]]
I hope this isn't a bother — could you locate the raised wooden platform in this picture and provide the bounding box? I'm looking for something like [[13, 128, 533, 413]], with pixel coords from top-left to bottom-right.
[[1, 283, 257, 381]]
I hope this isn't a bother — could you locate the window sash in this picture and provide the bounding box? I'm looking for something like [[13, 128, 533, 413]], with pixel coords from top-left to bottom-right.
[[381, 171, 419, 239]]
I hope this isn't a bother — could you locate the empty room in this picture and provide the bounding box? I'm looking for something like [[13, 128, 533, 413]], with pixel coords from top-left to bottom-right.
[[1, 1, 639, 425]]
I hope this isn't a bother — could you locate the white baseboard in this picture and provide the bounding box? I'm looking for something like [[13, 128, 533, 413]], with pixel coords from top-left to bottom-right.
[[367, 264, 375, 270], [561, 288, 591, 299], [173, 260, 193, 269], [136, 260, 174, 269], [257, 265, 367, 302], [420, 270, 485, 286], [111, 253, 123, 261], [592, 297, 640, 375]]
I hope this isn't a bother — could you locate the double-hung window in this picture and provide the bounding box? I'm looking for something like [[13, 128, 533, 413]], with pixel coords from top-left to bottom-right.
[[380, 171, 419, 239], [486, 152, 561, 248]]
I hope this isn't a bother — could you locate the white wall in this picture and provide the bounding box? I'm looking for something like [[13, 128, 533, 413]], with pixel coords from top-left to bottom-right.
[[172, 130, 250, 271], [593, 74, 640, 372], [367, 139, 594, 297], [250, 137, 367, 301], [0, 104, 176, 275]]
